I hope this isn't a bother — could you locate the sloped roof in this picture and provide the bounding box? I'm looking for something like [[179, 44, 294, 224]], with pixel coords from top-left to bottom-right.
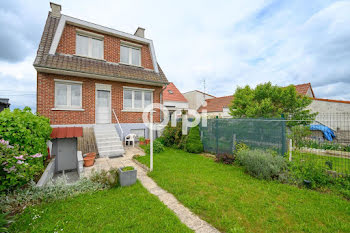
[[34, 12, 168, 85], [198, 95, 234, 113], [163, 82, 188, 102], [51, 127, 83, 139], [294, 83, 315, 97], [313, 98, 350, 104]]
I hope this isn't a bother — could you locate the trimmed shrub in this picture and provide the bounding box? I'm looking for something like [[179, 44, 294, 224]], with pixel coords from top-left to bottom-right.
[[0, 178, 105, 215], [146, 139, 165, 154], [0, 139, 44, 193], [237, 149, 288, 180], [0, 107, 51, 156], [161, 121, 187, 149], [185, 126, 203, 153]]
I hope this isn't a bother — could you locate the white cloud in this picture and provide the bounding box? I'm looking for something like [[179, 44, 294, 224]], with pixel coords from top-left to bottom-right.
[[0, 0, 350, 110]]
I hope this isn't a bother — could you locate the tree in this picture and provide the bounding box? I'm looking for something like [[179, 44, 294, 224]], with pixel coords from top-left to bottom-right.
[[229, 82, 317, 124]]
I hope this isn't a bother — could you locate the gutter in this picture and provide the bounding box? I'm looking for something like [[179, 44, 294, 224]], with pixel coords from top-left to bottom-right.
[[34, 65, 168, 87]]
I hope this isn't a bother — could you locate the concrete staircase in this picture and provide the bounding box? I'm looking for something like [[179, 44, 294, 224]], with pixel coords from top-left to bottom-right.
[[94, 124, 124, 158]]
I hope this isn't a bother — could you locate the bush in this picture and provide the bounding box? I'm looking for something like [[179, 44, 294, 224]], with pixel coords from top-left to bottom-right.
[[0, 178, 105, 215], [0, 107, 51, 156], [185, 126, 203, 153], [289, 161, 332, 189], [237, 149, 288, 180], [216, 154, 235, 164], [146, 139, 165, 154], [0, 212, 12, 233], [161, 122, 187, 149], [0, 139, 45, 193], [90, 168, 119, 188]]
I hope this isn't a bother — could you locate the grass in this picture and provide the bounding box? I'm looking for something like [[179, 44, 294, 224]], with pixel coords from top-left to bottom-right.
[[293, 151, 350, 174], [9, 182, 192, 233], [136, 148, 350, 233]]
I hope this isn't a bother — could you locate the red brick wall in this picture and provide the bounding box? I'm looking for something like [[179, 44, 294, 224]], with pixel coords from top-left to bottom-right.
[[37, 72, 162, 125], [56, 24, 154, 70]]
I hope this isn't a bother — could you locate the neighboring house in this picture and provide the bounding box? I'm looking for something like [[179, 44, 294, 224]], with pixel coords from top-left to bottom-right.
[[163, 82, 188, 115], [0, 98, 10, 112], [34, 3, 168, 157], [293, 83, 350, 132], [294, 83, 315, 98], [197, 95, 233, 118], [183, 90, 215, 110]]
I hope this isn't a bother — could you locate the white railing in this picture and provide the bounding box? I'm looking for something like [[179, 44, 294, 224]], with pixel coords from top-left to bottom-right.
[[112, 109, 124, 139]]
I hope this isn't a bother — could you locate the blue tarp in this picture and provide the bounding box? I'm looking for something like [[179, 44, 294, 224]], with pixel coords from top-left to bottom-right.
[[310, 124, 336, 141]]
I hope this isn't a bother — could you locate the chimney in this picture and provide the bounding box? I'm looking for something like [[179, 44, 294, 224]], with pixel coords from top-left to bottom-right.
[[134, 27, 145, 38], [50, 2, 62, 18]]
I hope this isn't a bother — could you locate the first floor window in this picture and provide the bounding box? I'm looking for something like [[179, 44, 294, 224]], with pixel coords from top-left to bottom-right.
[[55, 82, 82, 109], [76, 33, 104, 59], [120, 45, 141, 66], [123, 88, 153, 110]]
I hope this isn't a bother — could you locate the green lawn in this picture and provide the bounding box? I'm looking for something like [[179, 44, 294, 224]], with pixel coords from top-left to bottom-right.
[[293, 151, 350, 174], [10, 182, 192, 233], [136, 148, 350, 233]]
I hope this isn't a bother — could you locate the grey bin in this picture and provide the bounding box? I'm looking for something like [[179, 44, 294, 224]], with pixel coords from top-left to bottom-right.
[[118, 167, 137, 187]]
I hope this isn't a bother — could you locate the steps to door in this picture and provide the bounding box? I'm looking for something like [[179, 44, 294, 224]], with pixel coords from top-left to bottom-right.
[[94, 124, 125, 158]]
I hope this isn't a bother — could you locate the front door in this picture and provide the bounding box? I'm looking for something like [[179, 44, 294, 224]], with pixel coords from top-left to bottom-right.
[[96, 90, 111, 124]]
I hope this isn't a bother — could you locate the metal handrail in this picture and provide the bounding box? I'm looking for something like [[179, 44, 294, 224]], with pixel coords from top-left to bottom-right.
[[112, 109, 124, 139]]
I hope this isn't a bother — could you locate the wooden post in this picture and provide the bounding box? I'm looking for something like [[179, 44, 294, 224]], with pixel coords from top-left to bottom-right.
[[289, 139, 292, 161], [150, 111, 153, 171]]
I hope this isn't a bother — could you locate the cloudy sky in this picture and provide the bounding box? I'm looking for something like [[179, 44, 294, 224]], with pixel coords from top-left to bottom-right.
[[1, 0, 350, 110]]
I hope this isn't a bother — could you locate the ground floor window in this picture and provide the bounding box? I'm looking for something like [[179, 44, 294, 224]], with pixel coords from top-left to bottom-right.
[[54, 80, 82, 109], [123, 87, 153, 111]]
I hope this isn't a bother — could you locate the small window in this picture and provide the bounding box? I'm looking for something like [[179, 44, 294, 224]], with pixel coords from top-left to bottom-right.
[[168, 90, 173, 94], [55, 82, 82, 109], [120, 45, 141, 66], [76, 34, 103, 59], [131, 129, 145, 138], [123, 88, 153, 110]]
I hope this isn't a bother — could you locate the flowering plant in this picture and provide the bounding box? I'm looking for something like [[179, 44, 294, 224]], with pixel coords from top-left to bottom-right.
[[0, 139, 44, 193]]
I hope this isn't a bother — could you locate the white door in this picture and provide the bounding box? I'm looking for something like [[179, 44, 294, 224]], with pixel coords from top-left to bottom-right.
[[96, 90, 111, 124]]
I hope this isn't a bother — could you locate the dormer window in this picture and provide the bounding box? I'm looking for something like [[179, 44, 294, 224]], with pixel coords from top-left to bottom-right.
[[76, 30, 104, 59], [120, 43, 141, 66]]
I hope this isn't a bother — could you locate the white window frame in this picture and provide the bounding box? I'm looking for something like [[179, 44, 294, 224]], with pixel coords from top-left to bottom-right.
[[120, 44, 141, 66], [53, 79, 83, 110], [75, 29, 104, 60], [122, 87, 153, 112]]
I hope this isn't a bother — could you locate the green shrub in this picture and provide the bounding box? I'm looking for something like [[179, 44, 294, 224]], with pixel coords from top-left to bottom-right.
[[146, 139, 165, 154], [234, 142, 249, 155], [0, 178, 105, 215], [289, 161, 332, 189], [122, 166, 134, 171], [0, 140, 44, 193], [185, 126, 203, 153], [0, 107, 51, 156], [236, 149, 288, 180], [161, 122, 187, 149], [90, 168, 119, 188]]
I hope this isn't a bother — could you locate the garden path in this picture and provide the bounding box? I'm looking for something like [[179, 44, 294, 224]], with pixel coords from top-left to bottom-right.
[[83, 147, 220, 233]]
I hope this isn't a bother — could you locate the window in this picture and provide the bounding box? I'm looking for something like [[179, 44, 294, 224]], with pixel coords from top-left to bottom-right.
[[120, 45, 141, 66], [123, 88, 153, 110], [55, 81, 82, 109], [76, 33, 103, 59], [168, 90, 173, 94], [131, 129, 145, 138]]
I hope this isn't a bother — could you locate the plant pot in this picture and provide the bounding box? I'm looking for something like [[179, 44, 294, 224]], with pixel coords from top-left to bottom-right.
[[118, 167, 137, 187], [85, 152, 96, 158], [145, 139, 150, 145], [83, 157, 95, 167], [139, 141, 145, 145]]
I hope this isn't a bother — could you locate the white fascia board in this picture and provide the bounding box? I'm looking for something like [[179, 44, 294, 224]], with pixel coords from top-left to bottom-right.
[[49, 15, 159, 73]]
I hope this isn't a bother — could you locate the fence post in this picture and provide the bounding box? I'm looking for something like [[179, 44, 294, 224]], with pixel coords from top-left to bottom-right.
[[232, 134, 236, 153], [216, 117, 219, 156], [289, 139, 292, 161], [281, 114, 287, 156]]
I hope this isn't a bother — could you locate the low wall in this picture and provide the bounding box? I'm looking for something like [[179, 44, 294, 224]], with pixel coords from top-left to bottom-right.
[[36, 158, 56, 187]]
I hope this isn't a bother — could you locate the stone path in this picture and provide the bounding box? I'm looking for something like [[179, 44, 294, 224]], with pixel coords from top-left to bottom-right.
[[83, 147, 220, 233]]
